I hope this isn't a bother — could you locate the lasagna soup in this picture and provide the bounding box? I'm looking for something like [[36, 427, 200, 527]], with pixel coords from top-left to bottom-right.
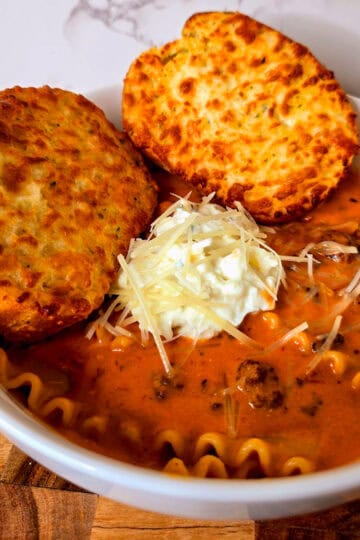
[[2, 169, 360, 479]]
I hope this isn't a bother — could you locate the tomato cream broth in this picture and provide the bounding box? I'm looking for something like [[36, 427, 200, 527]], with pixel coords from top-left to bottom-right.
[[5, 169, 360, 478]]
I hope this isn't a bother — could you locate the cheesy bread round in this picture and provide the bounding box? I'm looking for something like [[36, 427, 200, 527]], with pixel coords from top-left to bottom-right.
[[0, 86, 157, 342], [123, 11, 359, 223]]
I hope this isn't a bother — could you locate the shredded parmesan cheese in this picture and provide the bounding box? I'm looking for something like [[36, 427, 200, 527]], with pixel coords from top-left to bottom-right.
[[315, 241, 358, 256], [299, 242, 315, 258], [344, 268, 360, 295], [260, 321, 309, 355], [307, 254, 314, 284], [312, 281, 360, 331], [89, 195, 286, 371], [117, 254, 173, 375], [283, 240, 358, 285], [224, 391, 240, 439], [306, 315, 343, 374]]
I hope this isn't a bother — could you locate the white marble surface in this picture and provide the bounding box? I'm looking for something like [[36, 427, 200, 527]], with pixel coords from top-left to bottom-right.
[[0, 0, 360, 95]]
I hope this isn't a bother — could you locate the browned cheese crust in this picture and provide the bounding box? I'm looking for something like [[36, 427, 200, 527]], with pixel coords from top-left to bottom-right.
[[123, 11, 359, 223], [0, 86, 158, 342]]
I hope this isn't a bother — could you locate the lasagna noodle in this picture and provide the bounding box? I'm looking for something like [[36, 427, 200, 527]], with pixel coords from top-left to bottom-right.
[[0, 349, 85, 429], [155, 429, 316, 478]]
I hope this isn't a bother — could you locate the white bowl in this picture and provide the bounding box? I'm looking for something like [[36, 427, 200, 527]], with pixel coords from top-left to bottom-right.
[[0, 88, 359, 521]]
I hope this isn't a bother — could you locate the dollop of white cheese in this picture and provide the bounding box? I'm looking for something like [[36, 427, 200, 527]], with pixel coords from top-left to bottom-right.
[[113, 195, 284, 342]]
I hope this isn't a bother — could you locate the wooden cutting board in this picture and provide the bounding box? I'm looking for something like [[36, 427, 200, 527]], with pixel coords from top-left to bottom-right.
[[0, 433, 360, 539]]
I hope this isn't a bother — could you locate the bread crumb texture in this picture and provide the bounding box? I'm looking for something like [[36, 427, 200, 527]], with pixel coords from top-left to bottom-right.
[[123, 11, 359, 224], [0, 86, 157, 341]]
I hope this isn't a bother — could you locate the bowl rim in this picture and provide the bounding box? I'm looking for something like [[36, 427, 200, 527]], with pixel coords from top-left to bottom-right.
[[1, 386, 360, 504]]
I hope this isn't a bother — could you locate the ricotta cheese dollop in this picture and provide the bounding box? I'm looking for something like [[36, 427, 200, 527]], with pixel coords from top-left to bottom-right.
[[111, 194, 284, 349]]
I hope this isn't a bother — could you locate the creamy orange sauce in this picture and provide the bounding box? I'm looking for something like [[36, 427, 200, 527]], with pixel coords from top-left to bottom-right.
[[5, 169, 360, 477]]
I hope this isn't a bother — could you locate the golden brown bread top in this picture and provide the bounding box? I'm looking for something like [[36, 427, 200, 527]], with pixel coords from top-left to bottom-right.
[[0, 86, 157, 342], [123, 11, 359, 223]]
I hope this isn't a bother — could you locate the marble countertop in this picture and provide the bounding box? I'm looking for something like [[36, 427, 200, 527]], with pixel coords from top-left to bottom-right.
[[1, 0, 360, 96]]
